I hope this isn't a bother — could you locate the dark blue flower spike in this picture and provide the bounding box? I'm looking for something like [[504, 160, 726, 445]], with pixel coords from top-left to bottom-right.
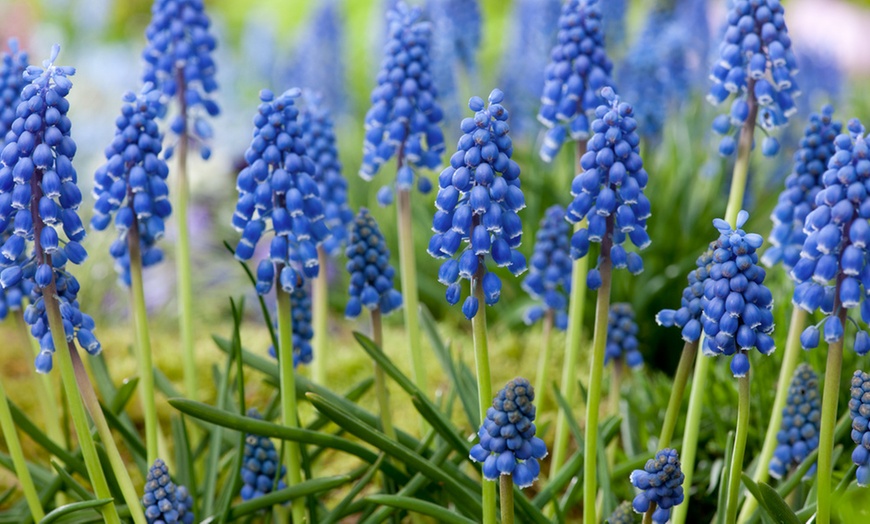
[[345, 209, 403, 319], [267, 286, 314, 368], [607, 501, 635, 524], [142, 458, 194, 524], [605, 302, 643, 369], [240, 409, 288, 500], [769, 363, 820, 479], [522, 205, 572, 330], [849, 370, 870, 486], [630, 448, 685, 523], [656, 246, 714, 345], [1, 38, 29, 139]]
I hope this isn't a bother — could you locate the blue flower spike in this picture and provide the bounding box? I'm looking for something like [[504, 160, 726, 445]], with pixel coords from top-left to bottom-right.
[[764, 106, 841, 270], [521, 205, 572, 330], [345, 209, 403, 318], [142, 459, 194, 524], [142, 0, 220, 159], [538, 0, 614, 162], [565, 86, 651, 288], [605, 303, 643, 369], [232, 89, 331, 292], [708, 0, 799, 157], [0, 45, 100, 373], [850, 370, 870, 487], [267, 286, 314, 368], [608, 501, 635, 524], [469, 377, 548, 489], [240, 409, 288, 500], [630, 448, 685, 523], [92, 84, 171, 285], [791, 118, 870, 356], [656, 247, 714, 345], [769, 363, 821, 479], [698, 211, 775, 377], [429, 89, 526, 319], [361, 1, 444, 198], [1, 38, 29, 138]]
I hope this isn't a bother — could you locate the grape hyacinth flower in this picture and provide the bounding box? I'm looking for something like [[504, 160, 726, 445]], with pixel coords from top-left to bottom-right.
[[360, 1, 445, 201], [92, 85, 170, 285], [521, 205, 572, 330], [299, 92, 353, 256], [267, 286, 314, 368], [429, 89, 527, 319], [629, 448, 685, 523], [240, 409, 287, 500], [656, 247, 714, 344], [605, 303, 643, 369], [142, 459, 194, 524], [566, 87, 650, 288], [0, 45, 100, 373], [769, 363, 821, 478], [699, 211, 775, 377], [849, 370, 870, 487], [344, 209, 402, 319], [538, 0, 614, 162], [427, 0, 481, 113], [1, 39, 29, 139], [708, 0, 799, 157], [0, 223, 31, 319], [142, 0, 220, 159], [763, 106, 841, 271], [234, 89, 330, 291], [469, 377, 548, 489], [607, 501, 635, 524], [287, 0, 346, 114]]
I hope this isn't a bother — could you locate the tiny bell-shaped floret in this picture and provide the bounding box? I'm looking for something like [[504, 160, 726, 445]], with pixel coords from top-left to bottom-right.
[[267, 286, 314, 368], [142, 458, 194, 524], [849, 370, 870, 486], [605, 303, 643, 369], [769, 363, 821, 479], [521, 205, 572, 330], [0, 38, 29, 138], [656, 246, 714, 344], [608, 501, 635, 524], [344, 209, 403, 318], [240, 409, 288, 500], [629, 448, 685, 523]]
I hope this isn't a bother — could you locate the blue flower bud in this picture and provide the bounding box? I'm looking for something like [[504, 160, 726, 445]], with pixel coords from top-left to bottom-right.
[[630, 448, 685, 522], [142, 459, 195, 524]]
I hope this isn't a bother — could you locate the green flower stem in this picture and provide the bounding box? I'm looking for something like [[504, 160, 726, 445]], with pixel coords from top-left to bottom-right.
[[725, 373, 751, 524], [643, 503, 657, 524], [499, 475, 514, 524], [370, 309, 398, 445], [671, 349, 710, 524], [723, 81, 757, 227], [471, 269, 496, 524], [276, 286, 307, 524], [582, 218, 614, 524], [738, 307, 807, 523], [658, 340, 698, 448], [816, 308, 847, 524], [0, 377, 44, 521], [533, 310, 555, 414], [312, 246, 329, 385], [127, 212, 159, 465], [609, 359, 623, 418]]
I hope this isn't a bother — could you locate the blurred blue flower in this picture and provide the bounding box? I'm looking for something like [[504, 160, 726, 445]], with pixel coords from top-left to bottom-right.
[[791, 119, 870, 356], [428, 89, 526, 319], [286, 0, 346, 114], [605, 303, 643, 369], [427, 0, 481, 97], [769, 363, 820, 479], [708, 0, 799, 157], [232, 89, 331, 292], [92, 84, 171, 286], [142, 0, 220, 159], [763, 106, 841, 271], [299, 92, 353, 256], [849, 369, 870, 487], [794, 46, 842, 118], [345, 209, 402, 318], [656, 247, 714, 345], [599, 0, 626, 48], [522, 205, 572, 330], [469, 377, 548, 488], [607, 501, 635, 524], [240, 409, 287, 500], [361, 1, 445, 199], [566, 87, 650, 289], [267, 286, 313, 368], [142, 458, 194, 524], [538, 0, 614, 162], [0, 45, 99, 373], [629, 448, 685, 523], [1, 39, 28, 140]]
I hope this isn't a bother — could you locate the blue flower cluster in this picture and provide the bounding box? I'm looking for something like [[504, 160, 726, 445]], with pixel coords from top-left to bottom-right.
[[0, 224, 30, 320], [469, 377, 548, 489], [299, 92, 353, 257], [698, 211, 775, 377], [630, 448, 685, 523], [656, 247, 714, 344], [1, 39, 28, 138], [791, 119, 870, 356], [538, 0, 614, 162], [607, 501, 634, 524], [92, 85, 171, 285], [850, 369, 870, 487], [605, 303, 643, 369], [287, 1, 346, 114], [142, 0, 220, 159], [429, 89, 527, 320], [0, 45, 99, 373], [143, 459, 194, 524], [522, 205, 571, 330], [763, 106, 841, 271], [240, 409, 287, 500], [345, 209, 402, 318], [708, 0, 799, 157], [427, 0, 481, 107], [267, 286, 314, 368], [769, 363, 820, 478], [361, 1, 445, 201], [566, 87, 650, 289], [235, 89, 330, 293]]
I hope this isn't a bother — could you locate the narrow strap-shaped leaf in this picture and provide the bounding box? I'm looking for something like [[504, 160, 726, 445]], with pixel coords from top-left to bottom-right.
[[716, 433, 735, 524], [596, 425, 615, 518], [552, 383, 584, 444], [202, 357, 233, 517], [50, 461, 94, 502], [365, 495, 477, 524], [322, 455, 385, 524], [756, 482, 801, 524], [511, 485, 552, 524], [223, 240, 279, 350], [38, 499, 112, 524], [306, 378, 374, 433], [109, 377, 139, 416], [170, 416, 195, 515], [97, 400, 146, 463], [227, 475, 351, 520], [7, 402, 88, 477], [0, 451, 53, 485], [0, 487, 16, 506], [532, 451, 582, 508]]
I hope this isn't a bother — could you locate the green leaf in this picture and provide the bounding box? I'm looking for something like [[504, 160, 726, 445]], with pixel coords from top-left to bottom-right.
[[38, 499, 112, 524], [756, 482, 801, 524], [223, 240, 279, 350], [50, 461, 94, 502], [532, 451, 582, 509], [202, 356, 234, 517], [170, 416, 195, 514], [716, 432, 735, 524], [109, 377, 139, 415], [365, 495, 477, 524], [0, 487, 16, 507], [7, 401, 88, 478], [306, 378, 374, 433], [322, 455, 386, 524], [551, 383, 583, 444], [227, 475, 352, 519]]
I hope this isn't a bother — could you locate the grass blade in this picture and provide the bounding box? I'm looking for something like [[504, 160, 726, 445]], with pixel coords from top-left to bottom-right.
[[38, 499, 112, 524], [365, 495, 477, 524], [227, 475, 351, 520]]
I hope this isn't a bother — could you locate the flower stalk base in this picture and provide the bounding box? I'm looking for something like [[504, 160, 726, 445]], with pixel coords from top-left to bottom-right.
[[471, 271, 496, 524]]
